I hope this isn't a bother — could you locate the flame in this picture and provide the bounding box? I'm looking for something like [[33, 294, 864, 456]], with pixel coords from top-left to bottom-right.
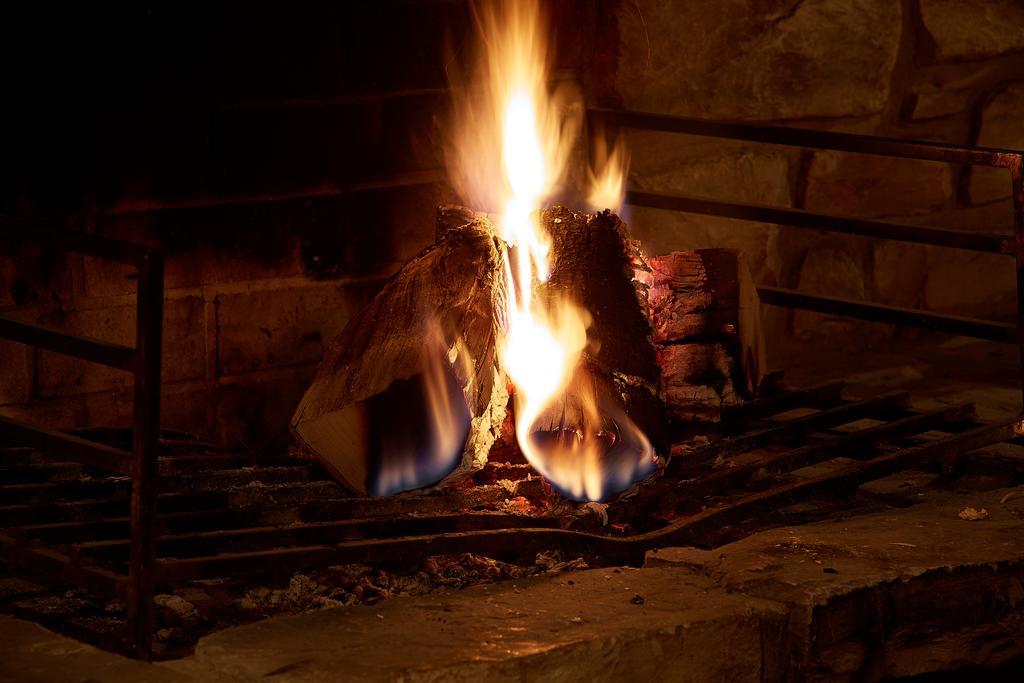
[[368, 325, 472, 497], [587, 132, 630, 212], [449, 0, 653, 501]]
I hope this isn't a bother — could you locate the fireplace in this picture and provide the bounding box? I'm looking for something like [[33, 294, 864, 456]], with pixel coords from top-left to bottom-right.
[[4, 1, 1024, 679]]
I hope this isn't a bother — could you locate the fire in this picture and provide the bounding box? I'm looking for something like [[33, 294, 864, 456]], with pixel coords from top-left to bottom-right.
[[588, 132, 630, 212], [449, 0, 654, 501]]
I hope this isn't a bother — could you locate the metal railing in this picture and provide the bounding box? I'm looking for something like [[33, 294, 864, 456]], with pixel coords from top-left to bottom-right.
[[0, 216, 163, 659], [588, 108, 1024, 407]]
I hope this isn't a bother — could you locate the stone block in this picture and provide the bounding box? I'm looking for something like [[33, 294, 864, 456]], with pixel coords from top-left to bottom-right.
[[183, 566, 786, 682], [617, 0, 901, 120], [37, 297, 206, 398], [791, 246, 875, 344], [0, 248, 74, 309], [968, 82, 1024, 205], [924, 250, 1016, 318], [910, 83, 972, 121], [805, 151, 954, 218], [216, 281, 378, 377], [211, 369, 316, 450], [920, 0, 1024, 61], [873, 241, 927, 309], [0, 340, 32, 406]]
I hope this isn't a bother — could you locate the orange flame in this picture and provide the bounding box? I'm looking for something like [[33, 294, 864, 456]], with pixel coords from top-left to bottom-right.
[[449, 0, 651, 501], [588, 132, 630, 212]]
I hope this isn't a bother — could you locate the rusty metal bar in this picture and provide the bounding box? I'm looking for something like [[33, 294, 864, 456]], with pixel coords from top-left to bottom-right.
[[127, 249, 163, 660], [75, 514, 562, 564], [641, 420, 1018, 549], [0, 415, 132, 475], [589, 108, 1024, 168], [671, 402, 976, 503], [626, 190, 1013, 255], [0, 316, 136, 370], [0, 530, 128, 599], [758, 287, 1018, 343], [1010, 158, 1024, 406], [0, 215, 151, 266], [668, 390, 910, 474], [720, 380, 845, 423]]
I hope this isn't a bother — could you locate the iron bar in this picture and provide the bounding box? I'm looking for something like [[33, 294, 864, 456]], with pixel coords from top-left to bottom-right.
[[641, 421, 1018, 549], [589, 108, 1024, 168], [668, 390, 910, 474], [758, 287, 1018, 344], [1010, 159, 1024, 406], [721, 381, 845, 423], [128, 249, 163, 660], [75, 514, 562, 564], [0, 416, 132, 475], [626, 190, 1013, 255], [0, 317, 136, 370], [674, 403, 975, 503], [0, 215, 151, 267], [0, 530, 128, 599]]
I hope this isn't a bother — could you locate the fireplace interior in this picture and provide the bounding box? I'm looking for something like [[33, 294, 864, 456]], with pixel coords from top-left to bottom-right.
[[4, 1, 1024, 681]]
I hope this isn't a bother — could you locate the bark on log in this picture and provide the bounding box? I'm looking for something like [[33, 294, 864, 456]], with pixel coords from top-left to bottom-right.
[[537, 206, 668, 455], [290, 210, 509, 495], [648, 249, 766, 422]]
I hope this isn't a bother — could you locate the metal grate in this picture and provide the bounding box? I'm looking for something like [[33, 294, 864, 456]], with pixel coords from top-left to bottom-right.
[[2, 382, 1021, 656]]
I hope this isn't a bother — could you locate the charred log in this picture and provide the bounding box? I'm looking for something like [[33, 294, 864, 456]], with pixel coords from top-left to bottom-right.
[[535, 206, 668, 458], [648, 249, 767, 422]]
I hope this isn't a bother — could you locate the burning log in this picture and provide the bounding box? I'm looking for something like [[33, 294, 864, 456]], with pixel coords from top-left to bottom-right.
[[290, 208, 509, 496], [647, 249, 767, 422], [537, 206, 667, 453]]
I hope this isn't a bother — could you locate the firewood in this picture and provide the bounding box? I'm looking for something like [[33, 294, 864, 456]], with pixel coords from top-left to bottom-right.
[[535, 206, 668, 455], [647, 249, 766, 422], [291, 210, 509, 496]]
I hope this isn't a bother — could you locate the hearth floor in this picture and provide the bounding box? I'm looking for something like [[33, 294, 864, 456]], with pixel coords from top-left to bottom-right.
[[2, 482, 1023, 682]]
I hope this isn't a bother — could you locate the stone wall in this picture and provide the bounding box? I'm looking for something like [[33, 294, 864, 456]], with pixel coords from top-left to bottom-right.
[[612, 0, 1024, 359]]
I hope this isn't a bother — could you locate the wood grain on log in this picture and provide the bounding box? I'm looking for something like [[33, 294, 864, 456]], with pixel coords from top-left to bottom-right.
[[291, 211, 509, 495]]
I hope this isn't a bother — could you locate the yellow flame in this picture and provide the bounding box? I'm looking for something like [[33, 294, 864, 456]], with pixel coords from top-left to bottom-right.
[[449, 0, 653, 501], [588, 132, 630, 212]]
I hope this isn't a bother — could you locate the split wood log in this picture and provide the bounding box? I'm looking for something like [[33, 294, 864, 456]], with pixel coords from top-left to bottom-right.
[[647, 249, 767, 422], [290, 208, 509, 496], [535, 206, 668, 456]]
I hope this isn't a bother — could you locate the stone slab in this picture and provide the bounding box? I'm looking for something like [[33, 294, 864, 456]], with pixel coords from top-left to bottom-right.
[[647, 485, 1024, 680], [0, 615, 197, 683], [171, 568, 786, 682]]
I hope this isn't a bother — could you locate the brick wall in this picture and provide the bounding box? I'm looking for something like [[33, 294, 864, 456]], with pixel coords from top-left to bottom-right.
[[0, 1, 608, 449]]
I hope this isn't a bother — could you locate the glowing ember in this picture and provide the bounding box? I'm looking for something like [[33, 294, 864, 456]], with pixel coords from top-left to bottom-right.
[[450, 0, 655, 501]]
